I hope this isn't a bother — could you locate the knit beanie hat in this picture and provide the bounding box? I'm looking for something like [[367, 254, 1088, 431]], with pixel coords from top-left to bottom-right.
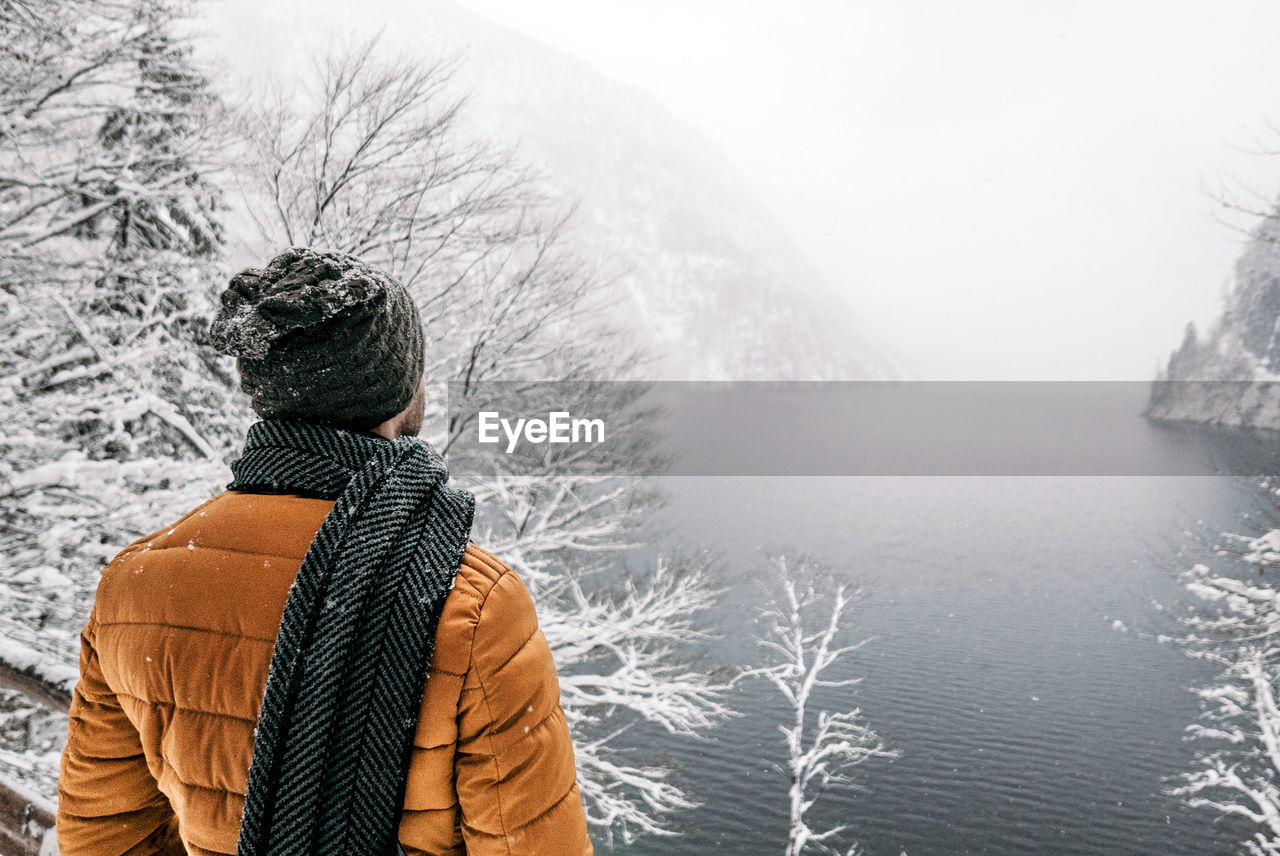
[[207, 248, 425, 431]]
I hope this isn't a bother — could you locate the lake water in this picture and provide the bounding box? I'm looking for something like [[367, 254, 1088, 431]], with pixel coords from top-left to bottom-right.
[[610, 420, 1278, 855]]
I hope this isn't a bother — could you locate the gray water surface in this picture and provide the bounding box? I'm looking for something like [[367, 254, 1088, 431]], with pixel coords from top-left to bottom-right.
[[610, 434, 1275, 855]]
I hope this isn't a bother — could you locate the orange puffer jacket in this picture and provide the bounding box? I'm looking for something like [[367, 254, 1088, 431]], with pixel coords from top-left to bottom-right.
[[56, 489, 593, 856]]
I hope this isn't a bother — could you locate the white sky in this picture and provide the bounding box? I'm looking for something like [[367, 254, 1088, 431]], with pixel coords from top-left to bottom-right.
[[206, 0, 1280, 380]]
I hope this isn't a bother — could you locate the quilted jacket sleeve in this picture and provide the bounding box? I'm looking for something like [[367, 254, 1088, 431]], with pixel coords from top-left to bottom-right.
[[57, 606, 184, 856], [454, 569, 593, 855]]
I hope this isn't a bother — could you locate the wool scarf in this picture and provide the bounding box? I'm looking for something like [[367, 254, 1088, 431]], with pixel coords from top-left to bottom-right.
[[228, 419, 475, 856]]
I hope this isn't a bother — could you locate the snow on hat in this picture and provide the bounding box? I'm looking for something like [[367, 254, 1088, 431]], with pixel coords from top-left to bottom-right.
[[208, 247, 425, 431]]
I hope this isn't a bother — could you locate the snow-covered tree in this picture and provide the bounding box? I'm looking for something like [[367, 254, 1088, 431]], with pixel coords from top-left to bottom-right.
[[740, 555, 898, 856], [231, 37, 635, 393], [1164, 482, 1280, 854], [0, 0, 233, 460], [2, 0, 219, 246], [0, 0, 237, 802]]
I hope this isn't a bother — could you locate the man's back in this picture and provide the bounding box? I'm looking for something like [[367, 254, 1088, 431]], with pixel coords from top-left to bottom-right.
[[57, 489, 593, 855]]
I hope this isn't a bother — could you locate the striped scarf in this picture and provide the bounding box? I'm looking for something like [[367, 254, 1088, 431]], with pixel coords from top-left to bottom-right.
[[228, 419, 475, 856]]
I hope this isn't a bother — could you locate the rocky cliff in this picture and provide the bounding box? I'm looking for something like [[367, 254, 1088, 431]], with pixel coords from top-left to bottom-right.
[[1147, 208, 1280, 428]]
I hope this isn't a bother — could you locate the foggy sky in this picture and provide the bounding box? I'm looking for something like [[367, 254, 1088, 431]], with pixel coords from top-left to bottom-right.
[[206, 1, 1280, 380]]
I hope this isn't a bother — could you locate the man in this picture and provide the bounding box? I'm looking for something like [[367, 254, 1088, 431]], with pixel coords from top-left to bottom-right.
[[56, 248, 593, 856]]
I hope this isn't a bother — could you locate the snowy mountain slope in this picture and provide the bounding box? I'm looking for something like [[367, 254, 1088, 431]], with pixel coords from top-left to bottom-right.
[[434, 4, 896, 380], [203, 0, 897, 381]]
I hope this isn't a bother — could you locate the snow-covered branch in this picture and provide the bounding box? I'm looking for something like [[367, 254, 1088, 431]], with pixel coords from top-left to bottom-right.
[[741, 555, 898, 856], [466, 468, 734, 842], [1165, 480, 1280, 854]]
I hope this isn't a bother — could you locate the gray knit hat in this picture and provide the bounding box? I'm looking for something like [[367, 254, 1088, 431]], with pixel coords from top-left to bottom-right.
[[208, 248, 425, 431]]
